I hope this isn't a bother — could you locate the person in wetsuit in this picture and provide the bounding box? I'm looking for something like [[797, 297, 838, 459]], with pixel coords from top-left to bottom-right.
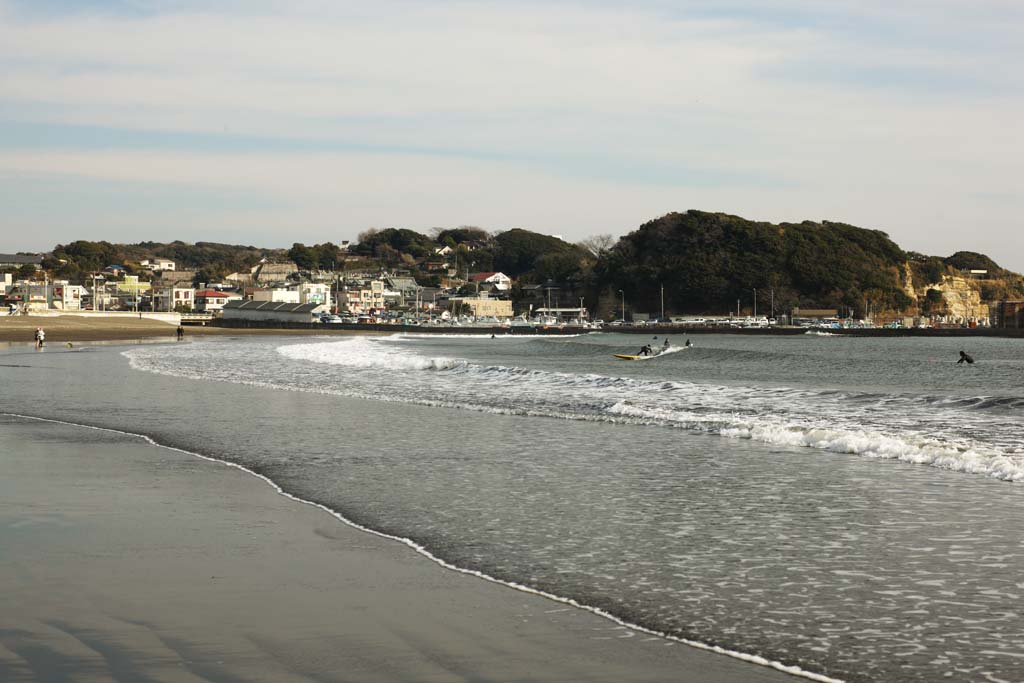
[[957, 350, 974, 364]]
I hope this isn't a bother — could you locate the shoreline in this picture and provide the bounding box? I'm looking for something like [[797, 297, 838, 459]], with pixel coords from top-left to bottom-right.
[[3, 313, 1020, 343], [0, 413, 814, 683]]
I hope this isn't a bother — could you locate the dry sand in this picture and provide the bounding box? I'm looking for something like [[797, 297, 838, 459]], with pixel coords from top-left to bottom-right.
[[0, 416, 803, 683], [0, 314, 366, 344]]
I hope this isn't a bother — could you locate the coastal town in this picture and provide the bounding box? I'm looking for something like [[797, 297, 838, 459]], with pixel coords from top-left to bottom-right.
[[2, 222, 1022, 333]]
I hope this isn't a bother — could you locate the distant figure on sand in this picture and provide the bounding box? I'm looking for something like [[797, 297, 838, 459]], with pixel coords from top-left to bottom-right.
[[176, 324, 185, 341], [34, 327, 45, 349], [957, 350, 974, 364]]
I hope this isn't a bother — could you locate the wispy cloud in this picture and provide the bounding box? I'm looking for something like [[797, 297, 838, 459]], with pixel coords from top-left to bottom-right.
[[0, 0, 1021, 268]]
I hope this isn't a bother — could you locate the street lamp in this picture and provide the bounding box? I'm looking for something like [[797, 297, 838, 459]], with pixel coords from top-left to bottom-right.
[[618, 289, 625, 322]]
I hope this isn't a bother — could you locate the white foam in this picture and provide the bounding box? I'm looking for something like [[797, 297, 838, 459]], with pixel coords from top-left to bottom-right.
[[278, 336, 463, 371], [124, 338, 1024, 483], [607, 402, 1024, 481]]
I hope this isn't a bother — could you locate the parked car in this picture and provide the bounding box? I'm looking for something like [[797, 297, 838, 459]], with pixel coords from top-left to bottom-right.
[[320, 314, 343, 324]]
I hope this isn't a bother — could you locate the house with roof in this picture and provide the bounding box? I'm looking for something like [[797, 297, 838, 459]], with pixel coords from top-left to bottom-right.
[[385, 275, 420, 303], [468, 272, 512, 291], [194, 289, 242, 313], [222, 300, 327, 324]]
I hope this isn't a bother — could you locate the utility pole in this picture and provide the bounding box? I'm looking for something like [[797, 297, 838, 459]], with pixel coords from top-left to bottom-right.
[[619, 289, 625, 322], [660, 283, 665, 321], [753, 288, 757, 318]]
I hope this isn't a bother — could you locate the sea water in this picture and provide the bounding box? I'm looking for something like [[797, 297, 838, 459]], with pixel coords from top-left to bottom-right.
[[3, 332, 1023, 682]]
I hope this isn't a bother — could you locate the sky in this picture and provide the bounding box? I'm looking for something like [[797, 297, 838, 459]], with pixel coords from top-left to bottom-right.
[[1, 0, 1022, 270]]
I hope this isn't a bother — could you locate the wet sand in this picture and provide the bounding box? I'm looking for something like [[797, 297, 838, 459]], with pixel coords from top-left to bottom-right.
[[0, 415, 803, 683]]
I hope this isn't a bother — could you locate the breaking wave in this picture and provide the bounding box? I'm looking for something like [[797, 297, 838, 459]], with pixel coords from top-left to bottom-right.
[[125, 336, 1024, 482]]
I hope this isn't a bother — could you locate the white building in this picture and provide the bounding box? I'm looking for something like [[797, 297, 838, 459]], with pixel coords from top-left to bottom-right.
[[252, 288, 300, 304], [468, 272, 512, 291], [152, 284, 195, 312], [251, 283, 331, 309], [140, 259, 176, 271], [52, 281, 87, 311]]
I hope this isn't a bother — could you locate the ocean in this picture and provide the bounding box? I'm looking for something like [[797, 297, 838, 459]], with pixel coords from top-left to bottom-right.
[[3, 331, 1023, 682]]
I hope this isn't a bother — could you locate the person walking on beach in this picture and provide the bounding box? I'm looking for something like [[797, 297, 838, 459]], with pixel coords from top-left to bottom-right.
[[176, 324, 185, 341], [957, 350, 974, 364], [34, 327, 45, 349]]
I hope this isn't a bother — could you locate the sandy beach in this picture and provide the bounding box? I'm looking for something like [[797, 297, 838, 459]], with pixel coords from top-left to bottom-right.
[[0, 314, 371, 344], [0, 414, 802, 683]]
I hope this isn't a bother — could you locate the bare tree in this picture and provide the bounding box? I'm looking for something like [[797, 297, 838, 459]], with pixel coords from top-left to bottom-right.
[[578, 234, 617, 257]]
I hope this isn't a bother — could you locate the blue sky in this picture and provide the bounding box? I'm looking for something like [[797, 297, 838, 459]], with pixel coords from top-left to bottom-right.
[[1, 0, 1022, 269]]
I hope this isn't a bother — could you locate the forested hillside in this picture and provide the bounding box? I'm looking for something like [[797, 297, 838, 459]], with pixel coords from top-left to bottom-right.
[[593, 210, 1022, 316]]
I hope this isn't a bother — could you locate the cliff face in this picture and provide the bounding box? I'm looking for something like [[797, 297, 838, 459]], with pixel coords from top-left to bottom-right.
[[941, 277, 988, 320], [917, 274, 988, 320]]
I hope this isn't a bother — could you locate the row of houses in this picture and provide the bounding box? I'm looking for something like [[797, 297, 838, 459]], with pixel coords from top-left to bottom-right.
[[2, 266, 522, 319]]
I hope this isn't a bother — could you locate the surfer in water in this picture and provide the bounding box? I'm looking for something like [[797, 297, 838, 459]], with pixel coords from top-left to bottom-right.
[[639, 344, 653, 356], [663, 338, 670, 349], [685, 339, 692, 348], [957, 350, 974, 364]]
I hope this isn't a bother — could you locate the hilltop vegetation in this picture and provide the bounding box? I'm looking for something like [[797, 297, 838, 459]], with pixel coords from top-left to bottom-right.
[[35, 240, 281, 285], [595, 210, 1022, 317], [596, 211, 914, 315]]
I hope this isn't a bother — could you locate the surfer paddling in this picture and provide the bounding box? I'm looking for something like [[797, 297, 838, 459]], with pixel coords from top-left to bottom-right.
[[957, 350, 974, 364]]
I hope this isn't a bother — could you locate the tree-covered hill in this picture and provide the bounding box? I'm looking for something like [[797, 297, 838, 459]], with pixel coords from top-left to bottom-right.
[[594, 210, 969, 316], [38, 240, 281, 284]]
